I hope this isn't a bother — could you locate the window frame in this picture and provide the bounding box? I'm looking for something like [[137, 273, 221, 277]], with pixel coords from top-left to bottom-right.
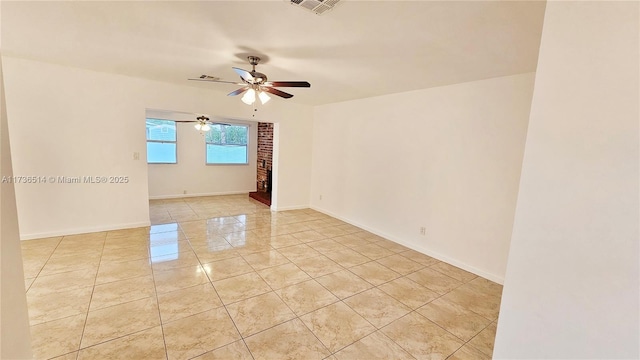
[[146, 118, 178, 164], [205, 123, 250, 166]]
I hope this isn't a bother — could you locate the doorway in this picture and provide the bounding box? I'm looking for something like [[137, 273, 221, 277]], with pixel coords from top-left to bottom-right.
[[249, 122, 273, 206]]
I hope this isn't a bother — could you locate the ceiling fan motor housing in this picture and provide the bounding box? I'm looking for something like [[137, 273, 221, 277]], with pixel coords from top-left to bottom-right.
[[249, 72, 267, 84], [248, 56, 261, 66]]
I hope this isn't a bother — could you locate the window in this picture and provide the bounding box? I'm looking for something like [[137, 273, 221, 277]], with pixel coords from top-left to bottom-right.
[[205, 124, 248, 164], [146, 119, 177, 164]]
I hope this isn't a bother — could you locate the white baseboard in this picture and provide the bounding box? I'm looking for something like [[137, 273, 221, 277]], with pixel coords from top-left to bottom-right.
[[20, 221, 151, 241], [149, 190, 254, 200], [271, 204, 309, 212], [310, 205, 505, 285]]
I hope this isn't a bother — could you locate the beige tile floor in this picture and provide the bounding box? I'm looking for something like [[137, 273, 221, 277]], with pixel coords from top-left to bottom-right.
[[22, 194, 501, 360]]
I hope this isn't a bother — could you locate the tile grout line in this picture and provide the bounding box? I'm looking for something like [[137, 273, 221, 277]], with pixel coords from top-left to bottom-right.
[[343, 256, 494, 358], [247, 256, 331, 350], [456, 319, 498, 358], [268, 280, 333, 357], [372, 277, 496, 359], [74, 232, 107, 360], [200, 231, 368, 357], [74, 232, 162, 355], [26, 235, 64, 286], [326, 254, 424, 356], [148, 236, 171, 360], [189, 234, 257, 360], [29, 198, 500, 359], [308, 245, 489, 358], [239, 221, 484, 355], [295, 259, 380, 356]]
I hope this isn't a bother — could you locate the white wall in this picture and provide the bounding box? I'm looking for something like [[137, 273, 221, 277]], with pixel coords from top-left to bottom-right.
[[494, 2, 639, 358], [311, 73, 534, 283], [272, 105, 313, 211], [146, 110, 258, 199], [2, 56, 313, 239], [0, 54, 32, 359]]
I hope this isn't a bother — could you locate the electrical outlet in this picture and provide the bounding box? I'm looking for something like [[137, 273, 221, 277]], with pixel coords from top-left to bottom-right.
[[133, 152, 140, 160], [183, 190, 187, 194], [319, 195, 323, 200], [420, 227, 426, 236]]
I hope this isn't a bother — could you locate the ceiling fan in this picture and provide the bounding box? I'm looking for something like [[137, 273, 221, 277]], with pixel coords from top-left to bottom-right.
[[189, 56, 311, 105], [172, 115, 231, 132]]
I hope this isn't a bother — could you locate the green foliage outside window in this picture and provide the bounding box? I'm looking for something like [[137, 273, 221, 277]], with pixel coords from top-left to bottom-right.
[[205, 125, 248, 145]]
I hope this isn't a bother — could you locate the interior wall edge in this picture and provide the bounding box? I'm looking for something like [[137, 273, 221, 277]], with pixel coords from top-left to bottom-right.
[[0, 50, 33, 358]]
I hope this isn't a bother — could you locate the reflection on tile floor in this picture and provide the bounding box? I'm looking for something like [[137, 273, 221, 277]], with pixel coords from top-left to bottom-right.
[[22, 194, 502, 360]]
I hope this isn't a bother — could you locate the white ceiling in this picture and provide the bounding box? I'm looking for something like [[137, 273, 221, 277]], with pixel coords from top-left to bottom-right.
[[1, 1, 546, 106]]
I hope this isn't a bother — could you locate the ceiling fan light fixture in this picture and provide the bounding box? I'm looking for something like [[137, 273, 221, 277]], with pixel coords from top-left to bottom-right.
[[258, 91, 271, 105], [241, 88, 256, 105], [193, 115, 212, 132]]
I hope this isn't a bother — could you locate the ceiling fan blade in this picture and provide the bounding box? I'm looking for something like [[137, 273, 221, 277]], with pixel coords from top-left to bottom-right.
[[232, 67, 254, 82], [227, 87, 249, 97], [262, 87, 294, 99], [188, 78, 243, 85], [171, 120, 232, 126], [265, 81, 311, 88]]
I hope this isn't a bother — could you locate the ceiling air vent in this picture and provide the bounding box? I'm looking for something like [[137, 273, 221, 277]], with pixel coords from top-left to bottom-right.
[[286, 0, 342, 15]]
